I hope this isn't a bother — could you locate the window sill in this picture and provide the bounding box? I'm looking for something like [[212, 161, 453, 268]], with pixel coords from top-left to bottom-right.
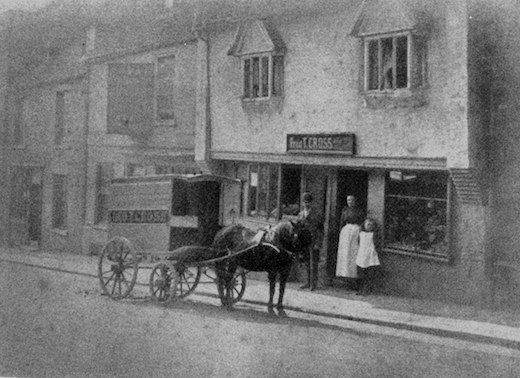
[[363, 87, 428, 109], [241, 96, 283, 113], [155, 121, 176, 128], [383, 246, 450, 263], [52, 228, 68, 236], [91, 223, 108, 231]]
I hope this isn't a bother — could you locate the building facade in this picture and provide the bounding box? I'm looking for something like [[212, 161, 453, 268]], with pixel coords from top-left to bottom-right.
[[195, 0, 491, 304]]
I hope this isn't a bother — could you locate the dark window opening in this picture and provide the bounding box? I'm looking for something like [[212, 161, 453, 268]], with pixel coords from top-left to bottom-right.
[[366, 34, 415, 91], [243, 54, 284, 99]]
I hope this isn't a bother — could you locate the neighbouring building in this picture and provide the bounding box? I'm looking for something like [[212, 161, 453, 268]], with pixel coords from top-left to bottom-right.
[[81, 2, 201, 255], [0, 7, 90, 253]]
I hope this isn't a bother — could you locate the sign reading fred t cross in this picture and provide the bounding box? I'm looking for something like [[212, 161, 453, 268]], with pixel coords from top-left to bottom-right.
[[286, 133, 356, 155]]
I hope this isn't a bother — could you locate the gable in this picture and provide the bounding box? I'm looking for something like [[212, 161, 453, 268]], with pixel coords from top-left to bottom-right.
[[228, 19, 285, 56], [351, 0, 430, 37]]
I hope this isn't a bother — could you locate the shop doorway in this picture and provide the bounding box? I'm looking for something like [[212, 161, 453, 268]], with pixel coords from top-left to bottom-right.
[[9, 167, 42, 247], [336, 169, 368, 217], [328, 169, 368, 282]]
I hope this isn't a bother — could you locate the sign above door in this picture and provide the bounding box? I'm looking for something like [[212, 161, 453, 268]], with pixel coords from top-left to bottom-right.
[[286, 133, 356, 155]]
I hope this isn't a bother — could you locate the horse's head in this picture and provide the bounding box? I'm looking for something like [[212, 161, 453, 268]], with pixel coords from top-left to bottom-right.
[[282, 220, 312, 260]]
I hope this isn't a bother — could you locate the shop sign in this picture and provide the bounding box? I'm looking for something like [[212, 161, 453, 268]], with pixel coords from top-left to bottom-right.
[[109, 209, 169, 224], [286, 133, 356, 155]]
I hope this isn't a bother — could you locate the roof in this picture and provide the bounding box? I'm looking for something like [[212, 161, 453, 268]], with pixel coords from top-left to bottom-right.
[[350, 0, 432, 37]]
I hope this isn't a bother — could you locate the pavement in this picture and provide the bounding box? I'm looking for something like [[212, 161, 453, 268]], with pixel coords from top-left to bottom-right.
[[2, 245, 520, 350]]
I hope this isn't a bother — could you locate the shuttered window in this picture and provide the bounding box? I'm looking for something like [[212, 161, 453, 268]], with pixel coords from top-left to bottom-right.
[[107, 63, 155, 139]]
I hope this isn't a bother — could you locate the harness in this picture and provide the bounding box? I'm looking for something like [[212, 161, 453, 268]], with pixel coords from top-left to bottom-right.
[[257, 226, 296, 259]]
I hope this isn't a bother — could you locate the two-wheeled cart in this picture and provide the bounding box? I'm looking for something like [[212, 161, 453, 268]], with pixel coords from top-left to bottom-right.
[[97, 173, 247, 304]]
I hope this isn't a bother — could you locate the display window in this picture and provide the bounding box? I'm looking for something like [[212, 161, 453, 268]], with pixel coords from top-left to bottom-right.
[[384, 170, 449, 258], [246, 163, 301, 221]]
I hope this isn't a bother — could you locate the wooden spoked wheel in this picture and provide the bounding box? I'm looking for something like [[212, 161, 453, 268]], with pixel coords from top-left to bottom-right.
[[149, 262, 178, 303], [230, 269, 246, 304], [175, 264, 201, 298], [217, 268, 247, 306], [98, 237, 139, 300]]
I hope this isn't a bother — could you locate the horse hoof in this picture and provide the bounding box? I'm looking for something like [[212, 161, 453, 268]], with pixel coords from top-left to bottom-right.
[[277, 308, 287, 317], [267, 305, 275, 315]]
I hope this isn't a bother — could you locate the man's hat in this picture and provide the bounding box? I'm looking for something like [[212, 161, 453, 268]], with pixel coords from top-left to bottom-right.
[[302, 192, 313, 203]]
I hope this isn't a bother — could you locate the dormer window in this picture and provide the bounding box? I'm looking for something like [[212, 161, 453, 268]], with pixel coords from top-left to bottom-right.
[[352, 0, 430, 102], [242, 54, 284, 99], [365, 32, 426, 92], [228, 20, 286, 102]]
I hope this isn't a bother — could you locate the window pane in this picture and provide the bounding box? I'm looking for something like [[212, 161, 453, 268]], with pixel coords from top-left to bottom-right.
[[281, 165, 301, 216], [157, 56, 175, 121], [381, 37, 394, 89], [261, 56, 269, 97], [157, 94, 175, 121], [385, 171, 448, 256], [52, 175, 67, 229], [248, 164, 258, 214], [252, 57, 260, 98], [272, 55, 284, 96], [243, 59, 251, 98], [13, 99, 23, 145], [367, 40, 379, 90], [55, 92, 65, 145], [157, 55, 175, 78], [396, 36, 408, 88], [257, 164, 269, 215], [268, 165, 279, 219]]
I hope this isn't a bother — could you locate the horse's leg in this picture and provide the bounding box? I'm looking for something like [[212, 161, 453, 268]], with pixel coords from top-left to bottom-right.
[[277, 265, 291, 313], [267, 271, 276, 313]]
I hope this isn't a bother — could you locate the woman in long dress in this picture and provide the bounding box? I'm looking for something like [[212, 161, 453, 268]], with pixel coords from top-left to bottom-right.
[[336, 195, 365, 278]]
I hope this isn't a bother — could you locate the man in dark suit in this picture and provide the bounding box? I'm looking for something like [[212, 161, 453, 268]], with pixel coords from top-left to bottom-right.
[[297, 192, 324, 291]]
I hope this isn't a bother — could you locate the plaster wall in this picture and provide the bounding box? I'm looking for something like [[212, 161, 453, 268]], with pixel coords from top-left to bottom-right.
[[208, 0, 469, 168], [88, 44, 197, 152]]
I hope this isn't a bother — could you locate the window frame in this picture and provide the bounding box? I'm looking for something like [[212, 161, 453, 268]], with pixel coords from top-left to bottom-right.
[[12, 98, 24, 147], [94, 163, 113, 225], [364, 31, 412, 92], [54, 91, 66, 145], [244, 162, 302, 222], [154, 54, 176, 126], [383, 170, 452, 261], [242, 53, 284, 101]]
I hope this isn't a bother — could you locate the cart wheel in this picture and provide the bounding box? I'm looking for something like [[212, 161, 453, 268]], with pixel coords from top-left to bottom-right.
[[149, 262, 178, 303], [175, 264, 201, 298], [98, 237, 139, 299], [230, 269, 246, 304], [217, 268, 246, 306]]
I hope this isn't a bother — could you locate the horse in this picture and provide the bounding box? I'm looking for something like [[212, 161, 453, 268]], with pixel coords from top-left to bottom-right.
[[212, 220, 312, 314]]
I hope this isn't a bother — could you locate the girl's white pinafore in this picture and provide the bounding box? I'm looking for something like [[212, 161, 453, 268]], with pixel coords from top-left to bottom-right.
[[356, 231, 380, 268]]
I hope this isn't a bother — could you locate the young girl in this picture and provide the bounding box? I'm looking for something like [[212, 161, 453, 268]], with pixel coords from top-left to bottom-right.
[[356, 218, 381, 296]]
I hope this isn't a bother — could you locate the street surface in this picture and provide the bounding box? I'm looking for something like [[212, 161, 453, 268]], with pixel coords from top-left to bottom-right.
[[1, 260, 520, 377]]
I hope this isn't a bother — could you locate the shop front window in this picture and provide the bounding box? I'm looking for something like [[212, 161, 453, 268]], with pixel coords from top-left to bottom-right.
[[247, 163, 301, 220], [384, 170, 448, 258]]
